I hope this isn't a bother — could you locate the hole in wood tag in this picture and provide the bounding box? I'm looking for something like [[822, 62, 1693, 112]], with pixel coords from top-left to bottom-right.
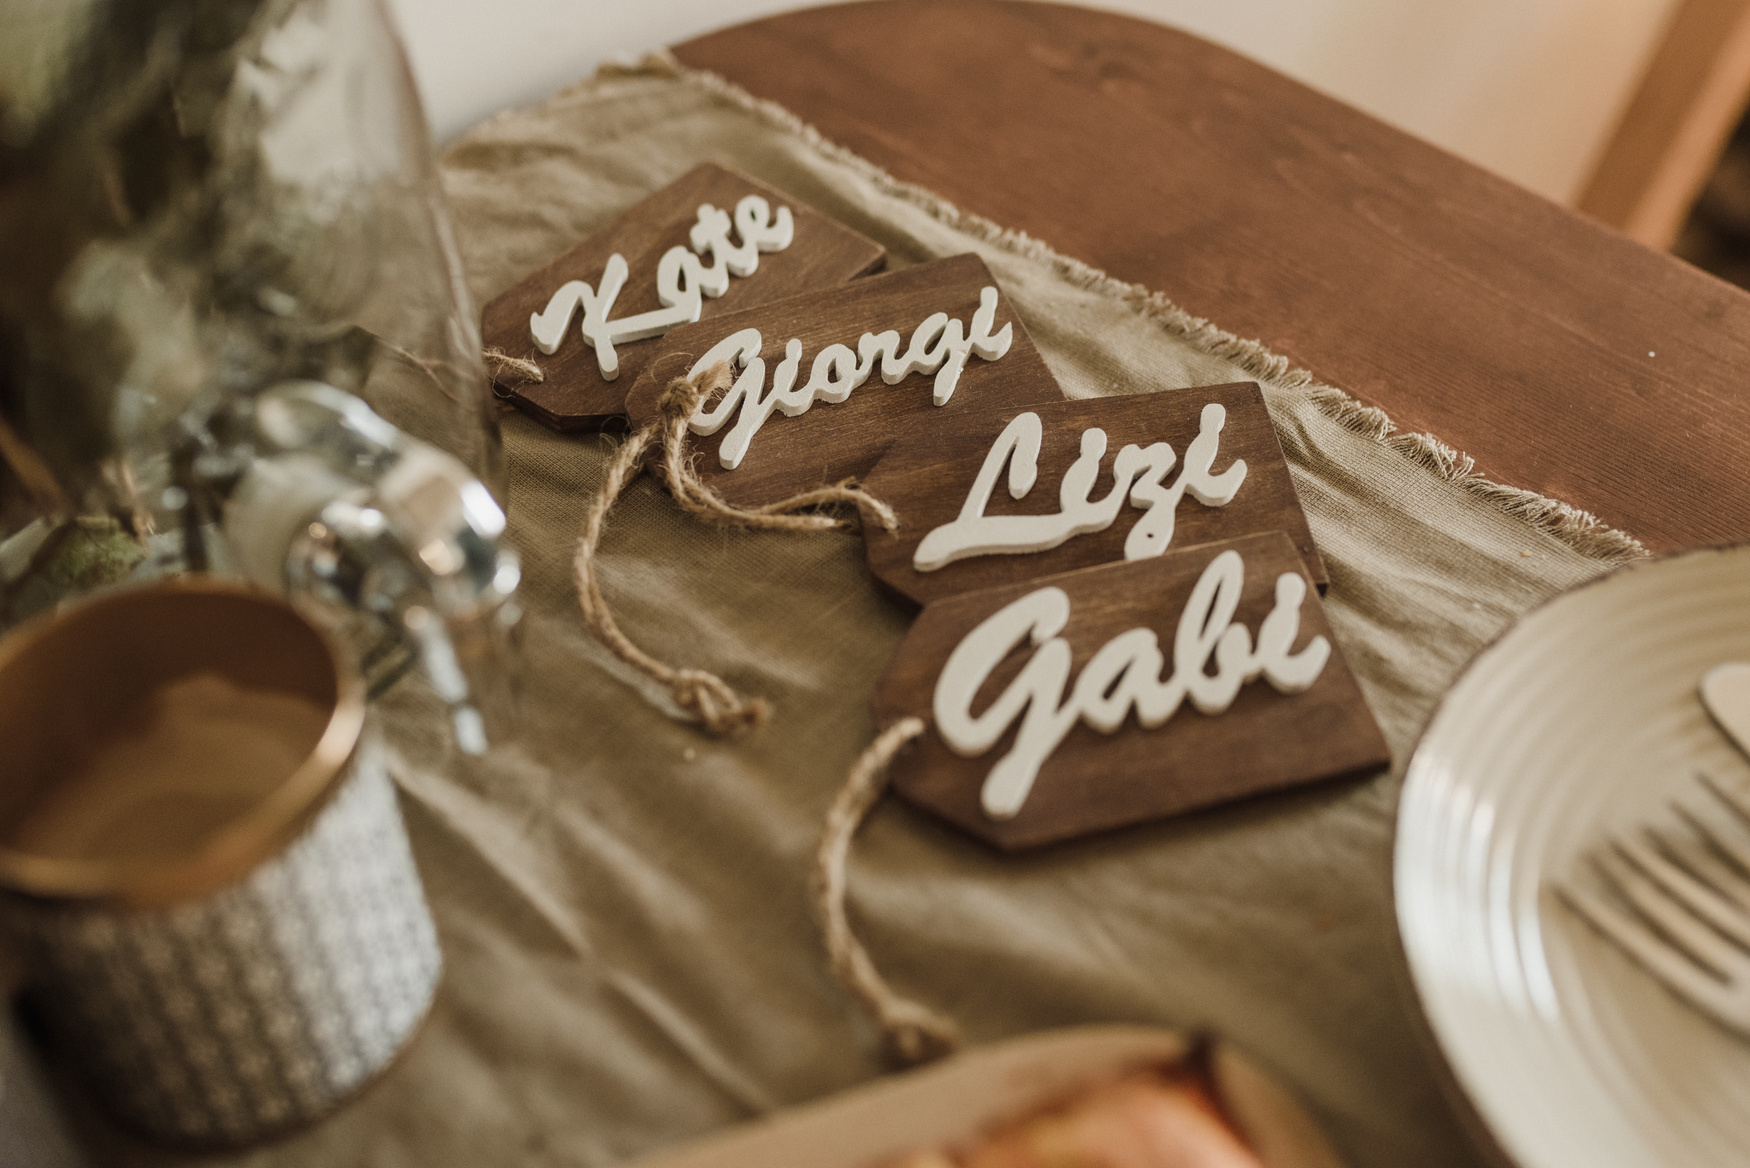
[[481, 162, 886, 431], [872, 532, 1390, 850], [860, 383, 1325, 605], [621, 253, 1064, 507]]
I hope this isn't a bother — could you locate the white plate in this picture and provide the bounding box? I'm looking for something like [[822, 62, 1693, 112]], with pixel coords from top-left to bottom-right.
[[1396, 545, 1750, 1168]]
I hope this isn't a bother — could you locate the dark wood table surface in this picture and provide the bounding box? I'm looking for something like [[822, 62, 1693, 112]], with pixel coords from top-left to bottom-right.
[[675, 0, 1750, 554]]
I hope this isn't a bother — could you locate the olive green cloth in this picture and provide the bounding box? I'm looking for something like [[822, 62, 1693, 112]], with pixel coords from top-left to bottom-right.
[[93, 56, 1642, 1168]]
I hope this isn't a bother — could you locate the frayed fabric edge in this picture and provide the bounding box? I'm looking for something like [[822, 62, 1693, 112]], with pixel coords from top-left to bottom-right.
[[589, 52, 1648, 566]]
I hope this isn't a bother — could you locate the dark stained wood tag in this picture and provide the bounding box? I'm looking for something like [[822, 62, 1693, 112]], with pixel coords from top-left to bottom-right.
[[860, 383, 1325, 605], [621, 253, 1063, 507], [872, 531, 1389, 850], [482, 162, 886, 431]]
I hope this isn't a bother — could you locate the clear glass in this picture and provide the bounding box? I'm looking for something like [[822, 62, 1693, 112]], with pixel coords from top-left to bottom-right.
[[0, 0, 500, 575], [0, 0, 518, 748]]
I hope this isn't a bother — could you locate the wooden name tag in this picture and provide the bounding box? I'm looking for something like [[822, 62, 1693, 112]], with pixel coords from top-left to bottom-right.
[[860, 384, 1324, 605], [621, 253, 1063, 508], [873, 532, 1389, 850], [482, 162, 886, 431]]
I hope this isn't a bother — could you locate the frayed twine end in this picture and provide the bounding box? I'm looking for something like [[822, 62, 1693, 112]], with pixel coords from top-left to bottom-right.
[[484, 347, 544, 384]]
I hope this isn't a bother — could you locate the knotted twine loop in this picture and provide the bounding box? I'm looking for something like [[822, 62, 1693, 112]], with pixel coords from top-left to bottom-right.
[[573, 405, 769, 735], [813, 716, 962, 1065], [572, 361, 897, 735], [652, 368, 899, 536]]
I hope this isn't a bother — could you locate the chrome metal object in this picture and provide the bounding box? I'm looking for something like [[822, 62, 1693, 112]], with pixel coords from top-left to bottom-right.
[[220, 381, 520, 753]]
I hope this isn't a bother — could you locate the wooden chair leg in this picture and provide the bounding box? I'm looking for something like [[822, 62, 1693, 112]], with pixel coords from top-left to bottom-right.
[[1578, 0, 1750, 248]]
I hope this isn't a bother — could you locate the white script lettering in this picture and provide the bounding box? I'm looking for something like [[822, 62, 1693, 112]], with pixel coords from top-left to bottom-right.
[[932, 549, 1329, 820], [911, 404, 1247, 571], [683, 286, 1014, 469], [529, 195, 795, 379]]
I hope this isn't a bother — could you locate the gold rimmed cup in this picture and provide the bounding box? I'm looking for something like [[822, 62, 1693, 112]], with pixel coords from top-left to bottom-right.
[[0, 578, 441, 1146]]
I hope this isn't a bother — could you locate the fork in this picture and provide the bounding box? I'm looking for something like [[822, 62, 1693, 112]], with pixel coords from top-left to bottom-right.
[[1559, 773, 1750, 1036]]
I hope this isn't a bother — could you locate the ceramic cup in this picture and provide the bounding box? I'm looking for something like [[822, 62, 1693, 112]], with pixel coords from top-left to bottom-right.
[[0, 579, 440, 1146]]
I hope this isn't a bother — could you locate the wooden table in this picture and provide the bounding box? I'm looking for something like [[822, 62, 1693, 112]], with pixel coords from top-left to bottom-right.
[[675, 0, 1750, 554]]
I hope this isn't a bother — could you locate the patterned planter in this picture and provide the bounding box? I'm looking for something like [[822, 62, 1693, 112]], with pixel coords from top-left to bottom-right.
[[0, 580, 441, 1146]]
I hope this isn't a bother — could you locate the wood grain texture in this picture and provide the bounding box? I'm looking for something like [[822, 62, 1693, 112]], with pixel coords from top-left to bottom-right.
[[674, 1, 1750, 552], [621, 253, 1063, 506], [872, 531, 1390, 850], [482, 162, 885, 431], [861, 382, 1324, 605]]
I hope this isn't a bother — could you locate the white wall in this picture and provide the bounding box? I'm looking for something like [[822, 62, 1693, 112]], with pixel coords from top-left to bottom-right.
[[387, 0, 1678, 205]]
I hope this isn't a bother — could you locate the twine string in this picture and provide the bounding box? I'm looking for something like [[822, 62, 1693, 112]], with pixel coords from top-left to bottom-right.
[[813, 716, 961, 1065], [573, 401, 768, 735], [652, 372, 899, 535], [484, 346, 545, 384], [572, 361, 897, 735]]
